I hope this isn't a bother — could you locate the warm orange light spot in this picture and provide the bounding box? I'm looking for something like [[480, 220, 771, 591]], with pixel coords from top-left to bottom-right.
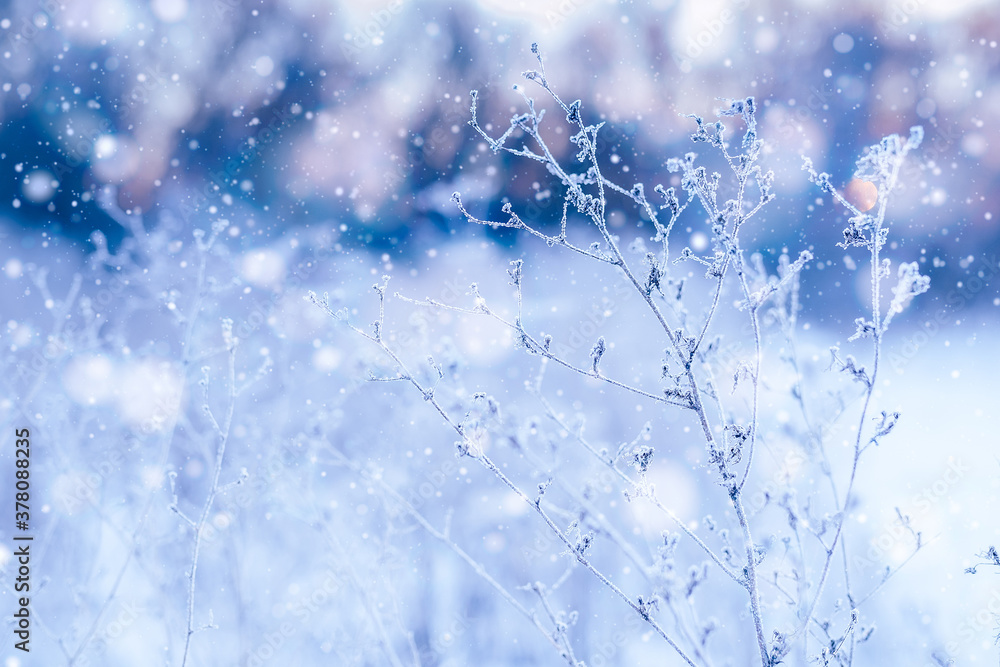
[[844, 179, 878, 212]]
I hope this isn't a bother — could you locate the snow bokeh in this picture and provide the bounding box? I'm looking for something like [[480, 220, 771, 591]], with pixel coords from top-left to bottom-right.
[[1, 0, 999, 665]]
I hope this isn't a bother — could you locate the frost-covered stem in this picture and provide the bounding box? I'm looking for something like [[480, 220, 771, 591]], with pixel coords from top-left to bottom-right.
[[693, 277, 728, 355], [783, 312, 861, 644], [535, 386, 743, 588], [667, 599, 717, 667], [344, 320, 697, 667], [728, 266, 769, 658], [555, 113, 769, 659], [481, 71, 697, 378], [796, 355, 873, 647], [798, 153, 904, 646], [507, 421, 655, 580], [380, 562, 422, 667], [786, 341, 841, 504], [690, 205, 739, 357], [452, 193, 617, 265], [688, 148, 769, 362], [321, 526, 408, 667], [466, 76, 727, 453], [468, 68, 770, 661], [394, 294, 692, 409], [599, 176, 681, 266], [521, 400, 729, 666], [854, 540, 926, 609], [476, 453, 697, 667], [686, 392, 768, 666], [735, 294, 762, 492], [733, 489, 770, 666], [69, 231, 215, 666], [331, 447, 581, 665], [727, 177, 759, 474], [180, 343, 237, 667], [782, 327, 850, 662], [700, 372, 728, 428], [575, 103, 770, 662], [685, 138, 759, 359], [530, 584, 583, 665]]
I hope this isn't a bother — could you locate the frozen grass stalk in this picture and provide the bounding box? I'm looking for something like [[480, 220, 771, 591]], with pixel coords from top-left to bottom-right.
[[320, 45, 929, 666]]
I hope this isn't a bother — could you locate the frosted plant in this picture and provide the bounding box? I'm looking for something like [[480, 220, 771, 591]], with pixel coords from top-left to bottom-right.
[[1, 190, 372, 666], [965, 546, 1000, 655], [317, 45, 929, 666]]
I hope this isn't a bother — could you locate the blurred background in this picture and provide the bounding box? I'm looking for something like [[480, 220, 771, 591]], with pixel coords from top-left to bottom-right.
[[2, 0, 1000, 665], [0, 0, 997, 280]]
